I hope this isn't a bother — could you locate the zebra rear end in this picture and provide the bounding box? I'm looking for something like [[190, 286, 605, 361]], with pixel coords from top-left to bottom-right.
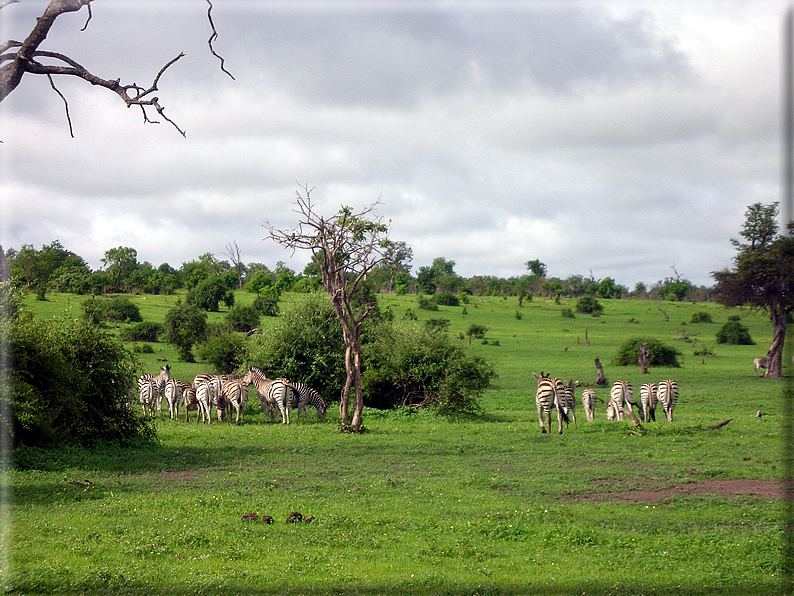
[[581, 389, 596, 422], [658, 379, 679, 422], [639, 383, 657, 423]]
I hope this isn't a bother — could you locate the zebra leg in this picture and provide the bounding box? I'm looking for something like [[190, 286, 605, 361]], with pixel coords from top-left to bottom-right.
[[537, 402, 548, 433]]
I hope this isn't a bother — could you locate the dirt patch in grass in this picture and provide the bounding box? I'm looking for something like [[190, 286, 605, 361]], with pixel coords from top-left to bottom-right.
[[574, 478, 785, 503], [153, 470, 207, 483]]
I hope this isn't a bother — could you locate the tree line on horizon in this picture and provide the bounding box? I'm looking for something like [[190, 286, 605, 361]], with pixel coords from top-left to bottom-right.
[[3, 241, 712, 304]]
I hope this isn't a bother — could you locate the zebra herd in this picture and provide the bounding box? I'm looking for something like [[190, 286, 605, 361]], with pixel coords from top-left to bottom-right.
[[136, 365, 327, 425], [533, 372, 679, 434]]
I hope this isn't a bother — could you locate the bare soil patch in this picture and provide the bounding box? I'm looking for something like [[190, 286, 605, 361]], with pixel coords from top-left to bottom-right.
[[574, 478, 784, 503]]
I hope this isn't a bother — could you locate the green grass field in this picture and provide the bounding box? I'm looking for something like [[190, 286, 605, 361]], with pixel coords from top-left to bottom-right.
[[6, 291, 791, 594]]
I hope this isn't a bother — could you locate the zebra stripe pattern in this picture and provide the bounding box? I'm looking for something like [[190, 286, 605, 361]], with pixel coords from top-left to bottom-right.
[[608, 380, 633, 422], [243, 367, 293, 424], [754, 357, 768, 377], [557, 379, 577, 429], [533, 372, 568, 434], [177, 381, 202, 423], [164, 378, 182, 420], [657, 379, 679, 422], [288, 381, 327, 422], [137, 378, 159, 417], [138, 364, 171, 417], [195, 381, 213, 424], [639, 382, 657, 423], [219, 378, 247, 425], [581, 389, 597, 422]]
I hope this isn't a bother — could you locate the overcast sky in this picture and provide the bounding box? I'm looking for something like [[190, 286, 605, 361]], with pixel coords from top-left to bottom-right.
[[0, 0, 788, 287]]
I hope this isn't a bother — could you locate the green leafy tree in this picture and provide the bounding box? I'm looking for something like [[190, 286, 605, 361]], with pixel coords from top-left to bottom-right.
[[576, 295, 603, 315], [712, 202, 794, 377], [613, 337, 681, 368], [164, 300, 207, 362], [197, 324, 246, 374], [716, 316, 754, 345], [525, 259, 547, 278], [225, 304, 261, 332], [101, 246, 138, 293], [187, 275, 233, 312]]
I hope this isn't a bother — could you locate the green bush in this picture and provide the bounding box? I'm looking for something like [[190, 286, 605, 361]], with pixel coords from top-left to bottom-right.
[[576, 295, 603, 315], [187, 276, 233, 312], [82, 296, 143, 324], [417, 295, 439, 311], [612, 337, 682, 367], [691, 311, 713, 323], [133, 343, 155, 354], [362, 321, 496, 414], [245, 292, 345, 401], [424, 318, 451, 332], [163, 300, 207, 362], [225, 304, 261, 333], [561, 307, 575, 319], [435, 292, 460, 306], [466, 323, 488, 339], [197, 329, 246, 374], [8, 309, 154, 449], [716, 317, 754, 345], [252, 286, 280, 317], [119, 321, 163, 342]]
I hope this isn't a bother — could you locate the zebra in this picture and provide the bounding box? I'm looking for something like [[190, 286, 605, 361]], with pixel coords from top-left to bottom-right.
[[177, 381, 202, 423], [242, 366, 294, 424], [288, 381, 327, 422], [639, 382, 658, 423], [581, 389, 597, 422], [557, 378, 577, 429], [657, 379, 679, 422], [163, 378, 183, 420], [532, 372, 568, 434], [194, 373, 226, 421], [138, 364, 171, 416], [195, 381, 214, 424], [219, 378, 247, 425], [137, 378, 159, 417], [608, 380, 633, 421], [754, 357, 768, 377]]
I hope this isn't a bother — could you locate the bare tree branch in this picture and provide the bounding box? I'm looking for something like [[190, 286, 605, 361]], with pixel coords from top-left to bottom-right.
[[206, 0, 234, 80], [0, 0, 20, 9], [46, 73, 73, 137]]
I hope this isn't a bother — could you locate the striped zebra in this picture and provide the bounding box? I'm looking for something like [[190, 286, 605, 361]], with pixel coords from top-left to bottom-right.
[[219, 378, 248, 425], [288, 381, 327, 422], [754, 357, 768, 377], [606, 399, 619, 421], [163, 378, 183, 420], [194, 373, 228, 422], [137, 378, 159, 417], [639, 382, 658, 423], [557, 379, 577, 429], [176, 381, 202, 423], [532, 372, 568, 434], [195, 381, 214, 424], [137, 364, 171, 417], [242, 366, 294, 424], [581, 389, 597, 422], [608, 380, 634, 422], [657, 379, 679, 422]]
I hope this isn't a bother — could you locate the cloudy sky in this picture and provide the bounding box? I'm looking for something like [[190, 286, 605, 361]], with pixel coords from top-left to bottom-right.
[[0, 0, 788, 287]]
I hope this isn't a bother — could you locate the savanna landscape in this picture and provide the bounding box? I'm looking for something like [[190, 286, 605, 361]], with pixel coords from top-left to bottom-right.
[[5, 287, 790, 595]]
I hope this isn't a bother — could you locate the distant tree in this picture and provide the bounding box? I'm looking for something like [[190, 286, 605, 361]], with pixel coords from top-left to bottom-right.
[[712, 202, 793, 376], [265, 186, 390, 433], [164, 300, 207, 362], [245, 268, 274, 293], [576, 295, 603, 315], [187, 275, 233, 312], [525, 259, 547, 278], [715, 316, 754, 345], [633, 282, 648, 299], [101, 246, 138, 293], [224, 241, 245, 290]]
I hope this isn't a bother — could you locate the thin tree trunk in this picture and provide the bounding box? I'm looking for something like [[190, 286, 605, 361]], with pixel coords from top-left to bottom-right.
[[339, 345, 353, 429], [350, 346, 364, 433], [765, 306, 787, 378]]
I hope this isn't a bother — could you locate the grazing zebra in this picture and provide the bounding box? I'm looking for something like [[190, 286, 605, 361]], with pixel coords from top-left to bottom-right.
[[138, 364, 171, 416], [219, 378, 248, 425], [532, 372, 568, 434], [242, 366, 293, 424], [608, 380, 634, 421], [606, 399, 619, 421], [639, 382, 658, 423], [657, 379, 679, 422], [288, 381, 327, 422], [194, 373, 227, 421], [581, 389, 597, 422], [557, 379, 577, 429], [137, 378, 159, 417], [195, 381, 214, 424], [177, 381, 202, 423], [163, 379, 183, 420], [754, 357, 768, 377]]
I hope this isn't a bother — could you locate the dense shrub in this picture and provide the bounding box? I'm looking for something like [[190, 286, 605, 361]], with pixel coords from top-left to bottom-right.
[[466, 324, 488, 339], [613, 337, 681, 367], [197, 325, 246, 374], [7, 309, 154, 449], [225, 304, 261, 332], [417, 295, 439, 311], [119, 321, 163, 342], [435, 292, 460, 306], [245, 292, 345, 401], [425, 318, 451, 332], [245, 269, 274, 293], [82, 295, 143, 324], [252, 286, 280, 317], [716, 316, 754, 345], [691, 311, 713, 323], [561, 307, 575, 319], [187, 276, 234, 312], [163, 300, 207, 362], [362, 321, 496, 414], [576, 296, 603, 315]]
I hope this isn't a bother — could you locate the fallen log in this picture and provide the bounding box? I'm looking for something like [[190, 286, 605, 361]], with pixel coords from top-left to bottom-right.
[[705, 419, 732, 430]]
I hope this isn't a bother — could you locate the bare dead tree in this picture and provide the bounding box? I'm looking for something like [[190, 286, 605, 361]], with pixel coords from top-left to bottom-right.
[[593, 357, 606, 386], [638, 342, 650, 374], [224, 240, 244, 290], [265, 185, 390, 433], [0, 0, 233, 136]]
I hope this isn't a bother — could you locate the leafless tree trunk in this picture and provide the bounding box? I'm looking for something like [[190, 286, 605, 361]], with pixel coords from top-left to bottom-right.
[[224, 241, 244, 290], [265, 185, 390, 433], [594, 357, 606, 386], [638, 343, 650, 374], [0, 245, 8, 282]]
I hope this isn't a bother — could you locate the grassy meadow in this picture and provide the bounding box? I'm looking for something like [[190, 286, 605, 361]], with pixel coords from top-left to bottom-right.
[[5, 290, 792, 594]]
